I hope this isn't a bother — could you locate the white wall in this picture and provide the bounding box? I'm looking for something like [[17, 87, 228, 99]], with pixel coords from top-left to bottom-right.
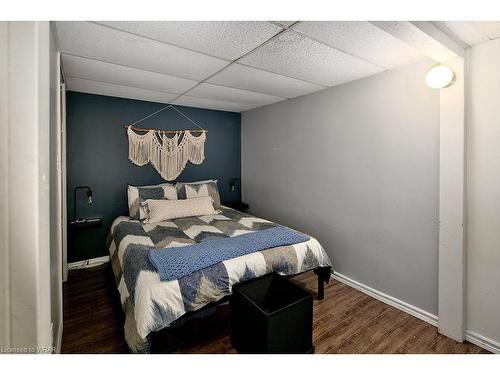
[[466, 38, 500, 347], [6, 20, 51, 349], [0, 21, 59, 352], [49, 22, 63, 352], [0, 21, 10, 349], [438, 56, 466, 341], [242, 59, 440, 315]]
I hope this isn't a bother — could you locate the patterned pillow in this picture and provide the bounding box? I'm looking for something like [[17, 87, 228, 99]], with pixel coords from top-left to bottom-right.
[[142, 196, 216, 223], [175, 180, 221, 210], [127, 183, 177, 220]]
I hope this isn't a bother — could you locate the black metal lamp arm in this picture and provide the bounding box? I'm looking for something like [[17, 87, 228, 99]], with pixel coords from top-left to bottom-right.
[[73, 186, 92, 221], [230, 178, 241, 202]]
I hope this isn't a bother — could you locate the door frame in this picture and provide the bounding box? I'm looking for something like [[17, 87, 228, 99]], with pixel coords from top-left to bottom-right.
[[59, 69, 68, 282]]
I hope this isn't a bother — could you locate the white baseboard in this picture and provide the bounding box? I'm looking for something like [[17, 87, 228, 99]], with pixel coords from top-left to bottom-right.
[[332, 271, 438, 327], [67, 255, 110, 270], [465, 330, 500, 354], [332, 271, 500, 353]]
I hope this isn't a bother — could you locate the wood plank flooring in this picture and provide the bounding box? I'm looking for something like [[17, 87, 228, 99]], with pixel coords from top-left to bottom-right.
[[61, 264, 488, 354]]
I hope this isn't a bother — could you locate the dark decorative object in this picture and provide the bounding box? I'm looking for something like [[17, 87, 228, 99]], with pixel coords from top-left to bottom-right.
[[231, 273, 314, 354]]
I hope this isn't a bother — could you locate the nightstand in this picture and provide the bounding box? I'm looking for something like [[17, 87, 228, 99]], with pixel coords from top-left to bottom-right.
[[225, 201, 249, 213], [69, 217, 103, 228]]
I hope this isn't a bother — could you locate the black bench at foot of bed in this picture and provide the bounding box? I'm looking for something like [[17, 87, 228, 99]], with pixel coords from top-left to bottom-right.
[[149, 266, 332, 353], [232, 272, 315, 353]]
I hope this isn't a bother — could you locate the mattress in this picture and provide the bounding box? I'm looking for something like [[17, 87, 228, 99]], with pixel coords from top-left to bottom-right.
[[107, 206, 332, 353]]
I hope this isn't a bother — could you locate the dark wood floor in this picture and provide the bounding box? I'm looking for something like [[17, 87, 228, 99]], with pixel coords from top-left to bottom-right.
[[61, 264, 488, 354]]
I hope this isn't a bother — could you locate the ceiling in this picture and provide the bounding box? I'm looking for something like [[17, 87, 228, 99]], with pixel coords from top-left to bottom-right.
[[55, 21, 500, 113], [435, 21, 500, 47]]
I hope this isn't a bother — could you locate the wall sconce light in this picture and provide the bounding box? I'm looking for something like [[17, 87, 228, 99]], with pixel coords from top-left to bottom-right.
[[426, 65, 455, 89], [73, 186, 92, 222], [230, 178, 242, 202], [230, 178, 240, 193]]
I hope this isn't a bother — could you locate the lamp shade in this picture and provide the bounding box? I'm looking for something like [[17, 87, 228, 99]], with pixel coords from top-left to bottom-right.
[[425, 65, 455, 89]]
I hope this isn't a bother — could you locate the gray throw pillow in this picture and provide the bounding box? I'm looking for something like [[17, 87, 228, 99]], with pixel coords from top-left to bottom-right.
[[175, 180, 221, 210], [127, 183, 177, 220]]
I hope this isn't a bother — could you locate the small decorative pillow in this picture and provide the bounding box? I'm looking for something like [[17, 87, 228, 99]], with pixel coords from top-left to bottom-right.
[[128, 183, 177, 220], [176, 180, 221, 210], [142, 196, 217, 223]]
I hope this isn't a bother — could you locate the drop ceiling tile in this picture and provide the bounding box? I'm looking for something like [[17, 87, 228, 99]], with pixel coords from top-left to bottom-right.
[[62, 54, 197, 95], [435, 21, 489, 47], [293, 21, 425, 69], [270, 21, 297, 29], [66, 77, 178, 104], [371, 21, 457, 63], [207, 63, 325, 98], [474, 21, 500, 40], [188, 83, 285, 106], [97, 21, 282, 60], [55, 21, 228, 81], [172, 95, 258, 113], [239, 30, 384, 86]]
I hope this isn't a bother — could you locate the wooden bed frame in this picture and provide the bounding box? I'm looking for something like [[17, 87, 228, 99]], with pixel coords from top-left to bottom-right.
[[149, 266, 332, 353]]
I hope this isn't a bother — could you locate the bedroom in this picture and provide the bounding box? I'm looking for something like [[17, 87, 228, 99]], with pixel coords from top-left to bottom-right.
[[1, 0, 500, 372]]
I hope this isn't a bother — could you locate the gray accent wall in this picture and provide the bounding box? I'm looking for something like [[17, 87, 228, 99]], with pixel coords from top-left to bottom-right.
[[242, 59, 440, 315], [67, 92, 241, 262]]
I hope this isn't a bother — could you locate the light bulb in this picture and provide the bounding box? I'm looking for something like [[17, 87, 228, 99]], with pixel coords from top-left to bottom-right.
[[426, 65, 455, 89]]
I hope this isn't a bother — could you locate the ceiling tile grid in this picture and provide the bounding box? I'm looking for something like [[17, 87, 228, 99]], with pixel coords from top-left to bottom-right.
[[293, 21, 425, 69], [62, 54, 197, 94], [270, 21, 297, 29], [239, 30, 384, 86], [172, 95, 258, 113], [56, 21, 229, 81], [370, 21, 458, 63], [435, 21, 500, 47], [96, 21, 283, 60], [207, 63, 325, 98], [66, 77, 179, 104], [434, 21, 489, 47], [58, 21, 500, 113], [188, 83, 285, 106]]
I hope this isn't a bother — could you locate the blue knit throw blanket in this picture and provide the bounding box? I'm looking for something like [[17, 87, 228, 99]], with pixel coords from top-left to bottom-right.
[[148, 226, 310, 281]]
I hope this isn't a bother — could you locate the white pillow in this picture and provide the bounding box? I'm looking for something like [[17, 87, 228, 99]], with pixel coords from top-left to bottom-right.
[[142, 196, 217, 223]]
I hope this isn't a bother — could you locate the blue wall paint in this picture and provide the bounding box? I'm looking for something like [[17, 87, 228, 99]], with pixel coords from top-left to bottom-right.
[[67, 92, 241, 262]]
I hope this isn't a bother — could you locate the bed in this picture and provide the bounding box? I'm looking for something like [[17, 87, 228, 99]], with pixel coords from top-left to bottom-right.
[[107, 205, 332, 353]]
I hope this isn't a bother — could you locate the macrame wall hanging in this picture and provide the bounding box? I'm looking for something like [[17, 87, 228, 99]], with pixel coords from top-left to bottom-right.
[[124, 105, 207, 181]]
